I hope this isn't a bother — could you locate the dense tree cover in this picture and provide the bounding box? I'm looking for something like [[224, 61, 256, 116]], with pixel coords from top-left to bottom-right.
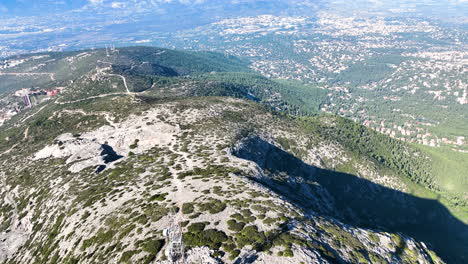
[[112, 47, 250, 75], [172, 26, 467, 146], [298, 114, 468, 214], [183, 72, 327, 114], [0, 46, 249, 95], [300, 116, 435, 187]]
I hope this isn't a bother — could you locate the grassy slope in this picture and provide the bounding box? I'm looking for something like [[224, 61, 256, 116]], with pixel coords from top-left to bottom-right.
[[297, 115, 468, 224], [415, 145, 468, 219]]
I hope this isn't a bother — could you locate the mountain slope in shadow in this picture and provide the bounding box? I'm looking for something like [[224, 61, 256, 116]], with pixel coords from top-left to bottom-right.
[[232, 136, 468, 264]]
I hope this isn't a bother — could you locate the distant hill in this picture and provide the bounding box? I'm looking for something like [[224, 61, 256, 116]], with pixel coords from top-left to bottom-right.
[[0, 47, 327, 113]]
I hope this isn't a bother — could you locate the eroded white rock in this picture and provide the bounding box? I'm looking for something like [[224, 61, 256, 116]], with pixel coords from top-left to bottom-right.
[[33, 110, 179, 172]]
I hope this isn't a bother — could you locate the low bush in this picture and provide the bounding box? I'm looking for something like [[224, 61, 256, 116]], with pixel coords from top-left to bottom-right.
[[141, 239, 165, 254], [187, 222, 207, 233], [198, 199, 226, 214], [182, 203, 195, 214], [183, 229, 228, 250], [227, 219, 245, 232]]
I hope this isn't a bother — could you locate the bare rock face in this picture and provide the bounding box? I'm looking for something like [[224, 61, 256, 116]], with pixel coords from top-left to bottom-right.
[[184, 247, 221, 264], [0, 215, 31, 262], [0, 180, 33, 263], [33, 110, 179, 172]]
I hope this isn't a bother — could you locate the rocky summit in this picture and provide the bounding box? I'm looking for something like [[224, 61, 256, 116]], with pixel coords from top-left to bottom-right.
[[0, 47, 466, 264]]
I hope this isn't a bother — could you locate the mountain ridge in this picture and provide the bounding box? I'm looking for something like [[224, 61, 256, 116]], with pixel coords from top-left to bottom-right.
[[0, 47, 466, 263]]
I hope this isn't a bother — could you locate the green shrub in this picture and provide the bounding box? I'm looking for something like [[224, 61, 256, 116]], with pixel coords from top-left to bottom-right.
[[182, 203, 194, 214], [183, 229, 228, 250], [235, 225, 267, 249], [213, 250, 225, 258], [263, 217, 277, 225], [227, 219, 245, 232], [230, 213, 244, 221], [135, 214, 149, 225], [223, 243, 236, 252], [143, 204, 169, 222], [368, 233, 380, 244], [251, 205, 268, 214], [81, 211, 91, 220], [148, 193, 167, 201], [118, 224, 136, 239], [198, 199, 226, 214], [229, 250, 241, 260], [141, 254, 157, 264], [129, 139, 139, 149], [283, 249, 294, 257], [229, 212, 256, 223], [141, 239, 165, 254], [241, 209, 252, 217], [81, 228, 116, 250], [187, 222, 207, 233], [120, 250, 138, 262], [189, 212, 201, 219]]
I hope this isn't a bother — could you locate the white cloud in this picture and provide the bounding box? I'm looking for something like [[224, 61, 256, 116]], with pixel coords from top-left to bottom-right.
[[85, 0, 214, 10], [111, 2, 126, 8], [88, 0, 104, 5]]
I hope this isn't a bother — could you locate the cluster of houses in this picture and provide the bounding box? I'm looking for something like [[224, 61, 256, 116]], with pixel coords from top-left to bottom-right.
[[0, 86, 63, 126], [14, 88, 61, 108]]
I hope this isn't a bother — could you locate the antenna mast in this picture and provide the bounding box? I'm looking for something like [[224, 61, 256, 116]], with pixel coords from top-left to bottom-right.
[[164, 208, 185, 263]]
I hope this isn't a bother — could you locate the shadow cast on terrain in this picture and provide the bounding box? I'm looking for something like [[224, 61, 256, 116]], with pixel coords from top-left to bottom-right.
[[233, 254, 258, 264], [95, 144, 124, 173], [232, 136, 468, 264], [100, 144, 123, 164]]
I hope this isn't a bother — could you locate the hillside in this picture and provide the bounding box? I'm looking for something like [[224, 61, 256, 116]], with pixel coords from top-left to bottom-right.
[[0, 47, 467, 264], [0, 47, 327, 114], [1, 47, 465, 213], [0, 47, 248, 94]]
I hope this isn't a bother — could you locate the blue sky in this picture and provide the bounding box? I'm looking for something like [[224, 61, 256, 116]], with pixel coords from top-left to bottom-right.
[[0, 1, 231, 17], [0, 0, 206, 16], [1, 0, 467, 19], [0, 0, 89, 16]]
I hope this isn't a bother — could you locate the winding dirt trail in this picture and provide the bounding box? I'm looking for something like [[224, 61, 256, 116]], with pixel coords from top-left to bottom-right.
[[55, 92, 128, 105], [107, 73, 132, 94]]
